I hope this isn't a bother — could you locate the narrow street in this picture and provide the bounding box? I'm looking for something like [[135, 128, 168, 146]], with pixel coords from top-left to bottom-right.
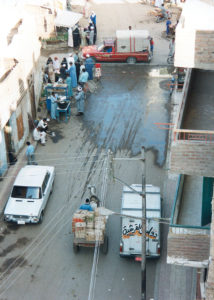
[[0, 65, 171, 300]]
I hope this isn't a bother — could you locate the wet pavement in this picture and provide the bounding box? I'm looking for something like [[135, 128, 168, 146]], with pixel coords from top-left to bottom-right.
[[82, 65, 172, 166]]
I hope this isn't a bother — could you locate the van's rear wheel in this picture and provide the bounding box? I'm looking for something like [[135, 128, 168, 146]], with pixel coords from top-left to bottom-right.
[[101, 236, 108, 254], [127, 57, 136, 64]]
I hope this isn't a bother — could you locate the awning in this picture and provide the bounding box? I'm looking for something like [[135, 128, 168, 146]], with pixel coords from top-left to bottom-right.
[[55, 10, 83, 28]]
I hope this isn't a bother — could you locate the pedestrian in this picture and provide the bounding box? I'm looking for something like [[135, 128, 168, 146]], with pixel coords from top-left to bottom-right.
[[67, 62, 77, 88], [75, 57, 80, 82], [93, 24, 97, 44], [59, 64, 67, 82], [46, 57, 53, 65], [79, 68, 89, 85], [61, 57, 68, 69], [128, 25, 132, 30], [80, 27, 88, 48], [80, 61, 85, 76], [72, 25, 81, 48], [90, 11, 96, 26], [85, 54, 94, 80], [73, 51, 79, 63], [65, 74, 73, 98], [68, 27, 73, 48], [166, 18, 172, 36], [33, 128, 46, 145], [89, 26, 94, 45], [48, 61, 55, 84], [53, 57, 60, 82], [37, 118, 48, 132], [150, 37, 154, 56], [67, 53, 75, 65], [50, 92, 58, 120], [79, 198, 93, 211], [75, 86, 85, 116], [26, 142, 37, 165]]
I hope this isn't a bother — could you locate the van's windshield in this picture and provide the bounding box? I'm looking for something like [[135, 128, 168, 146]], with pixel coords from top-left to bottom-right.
[[11, 186, 42, 199]]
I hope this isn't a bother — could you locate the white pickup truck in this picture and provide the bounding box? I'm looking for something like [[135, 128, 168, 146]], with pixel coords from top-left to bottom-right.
[[120, 184, 161, 260]]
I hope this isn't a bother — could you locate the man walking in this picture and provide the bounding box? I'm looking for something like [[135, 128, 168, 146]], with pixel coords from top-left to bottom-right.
[[75, 86, 85, 116], [150, 37, 154, 56], [67, 62, 77, 88], [85, 54, 94, 80], [26, 142, 37, 165]]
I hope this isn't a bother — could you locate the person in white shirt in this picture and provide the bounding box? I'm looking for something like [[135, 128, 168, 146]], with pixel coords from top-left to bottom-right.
[[37, 118, 48, 132], [33, 128, 46, 145], [67, 53, 75, 66]]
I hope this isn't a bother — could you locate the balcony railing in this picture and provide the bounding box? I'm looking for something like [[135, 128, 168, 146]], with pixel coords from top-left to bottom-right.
[[173, 129, 214, 143]]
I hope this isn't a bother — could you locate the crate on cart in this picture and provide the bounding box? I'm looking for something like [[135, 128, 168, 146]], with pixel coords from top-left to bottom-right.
[[72, 208, 108, 254]]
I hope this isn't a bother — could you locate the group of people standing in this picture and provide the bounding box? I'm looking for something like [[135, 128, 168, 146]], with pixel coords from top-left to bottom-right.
[[44, 52, 96, 118], [68, 11, 97, 49]]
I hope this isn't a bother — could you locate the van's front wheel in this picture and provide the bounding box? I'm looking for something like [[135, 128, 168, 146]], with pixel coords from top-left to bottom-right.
[[127, 57, 136, 64]]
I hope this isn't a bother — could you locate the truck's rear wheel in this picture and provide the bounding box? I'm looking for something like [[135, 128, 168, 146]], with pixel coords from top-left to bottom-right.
[[73, 244, 80, 253], [127, 57, 137, 64], [101, 236, 108, 254]]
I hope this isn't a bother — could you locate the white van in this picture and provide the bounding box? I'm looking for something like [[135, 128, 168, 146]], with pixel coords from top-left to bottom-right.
[[4, 165, 55, 224], [120, 184, 161, 260]]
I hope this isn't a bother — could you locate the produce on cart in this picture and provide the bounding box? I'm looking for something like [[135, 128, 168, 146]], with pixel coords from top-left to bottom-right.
[[72, 208, 108, 254]]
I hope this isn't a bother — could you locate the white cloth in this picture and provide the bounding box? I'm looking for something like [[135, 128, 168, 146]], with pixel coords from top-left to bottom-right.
[[68, 27, 73, 48], [67, 56, 75, 65], [53, 59, 60, 72], [33, 128, 46, 144], [37, 119, 47, 129]]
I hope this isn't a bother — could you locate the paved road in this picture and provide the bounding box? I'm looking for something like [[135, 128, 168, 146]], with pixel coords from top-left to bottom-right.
[[0, 65, 172, 300]]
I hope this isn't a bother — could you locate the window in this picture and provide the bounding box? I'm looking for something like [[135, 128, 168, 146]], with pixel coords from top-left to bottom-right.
[[16, 113, 24, 141], [42, 172, 50, 193], [11, 186, 42, 199]]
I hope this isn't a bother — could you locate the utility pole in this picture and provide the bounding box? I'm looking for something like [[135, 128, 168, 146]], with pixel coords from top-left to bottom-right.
[[141, 147, 146, 300]]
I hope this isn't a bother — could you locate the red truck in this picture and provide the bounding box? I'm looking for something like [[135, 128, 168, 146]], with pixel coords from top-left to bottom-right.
[[82, 30, 151, 64]]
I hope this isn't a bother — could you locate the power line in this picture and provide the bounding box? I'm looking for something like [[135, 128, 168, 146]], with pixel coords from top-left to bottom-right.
[[0, 163, 103, 294]]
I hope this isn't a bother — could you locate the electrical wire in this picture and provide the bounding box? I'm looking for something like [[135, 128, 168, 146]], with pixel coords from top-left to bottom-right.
[[88, 152, 110, 300], [0, 163, 103, 295]]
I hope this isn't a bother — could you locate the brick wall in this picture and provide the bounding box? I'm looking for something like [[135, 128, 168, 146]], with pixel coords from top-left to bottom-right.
[[170, 141, 214, 177], [195, 30, 214, 69]]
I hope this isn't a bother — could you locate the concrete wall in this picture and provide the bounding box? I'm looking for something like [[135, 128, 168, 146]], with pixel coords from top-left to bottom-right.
[[174, 0, 214, 70]]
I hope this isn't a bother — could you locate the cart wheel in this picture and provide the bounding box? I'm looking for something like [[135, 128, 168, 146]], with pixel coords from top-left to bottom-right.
[[73, 244, 80, 253], [101, 236, 108, 254]]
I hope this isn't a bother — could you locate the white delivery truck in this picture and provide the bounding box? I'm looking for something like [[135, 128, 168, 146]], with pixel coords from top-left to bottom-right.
[[120, 184, 161, 260]]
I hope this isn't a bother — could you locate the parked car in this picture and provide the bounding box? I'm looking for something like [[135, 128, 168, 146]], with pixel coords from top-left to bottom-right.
[[82, 30, 151, 63], [4, 165, 55, 224]]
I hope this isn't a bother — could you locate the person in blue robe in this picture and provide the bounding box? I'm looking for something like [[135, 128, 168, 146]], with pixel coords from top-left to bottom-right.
[[85, 55, 94, 80], [75, 86, 85, 116], [50, 92, 58, 120], [65, 74, 73, 98], [67, 62, 77, 88]]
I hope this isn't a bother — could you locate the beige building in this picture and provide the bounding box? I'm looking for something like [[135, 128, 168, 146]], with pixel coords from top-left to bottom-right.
[[0, 2, 55, 176]]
